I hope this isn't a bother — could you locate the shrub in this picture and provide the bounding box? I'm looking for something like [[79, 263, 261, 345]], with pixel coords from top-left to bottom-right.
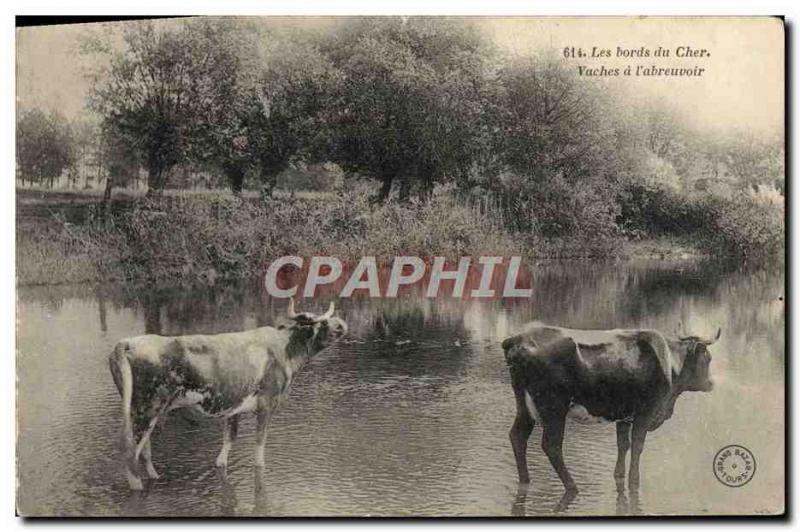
[[79, 183, 525, 284], [703, 196, 784, 258], [617, 183, 784, 259], [492, 174, 622, 257], [616, 183, 713, 237]]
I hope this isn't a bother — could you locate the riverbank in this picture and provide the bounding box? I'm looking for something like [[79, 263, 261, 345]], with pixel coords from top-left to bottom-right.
[[15, 186, 781, 286]]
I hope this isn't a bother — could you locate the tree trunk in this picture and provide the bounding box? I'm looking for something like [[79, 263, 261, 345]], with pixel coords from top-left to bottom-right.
[[259, 166, 277, 198], [420, 177, 434, 202], [398, 176, 412, 202], [225, 163, 245, 195], [376, 175, 394, 203], [103, 175, 114, 209], [147, 160, 166, 196]]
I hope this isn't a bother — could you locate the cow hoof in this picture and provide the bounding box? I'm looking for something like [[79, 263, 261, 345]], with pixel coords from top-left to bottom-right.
[[145, 466, 160, 480], [128, 477, 144, 491]]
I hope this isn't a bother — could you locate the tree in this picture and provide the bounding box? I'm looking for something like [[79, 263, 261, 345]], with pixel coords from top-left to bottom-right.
[[495, 56, 619, 186], [490, 56, 632, 237], [101, 127, 141, 203], [720, 132, 784, 193], [90, 21, 214, 194], [16, 108, 75, 188], [321, 17, 498, 201], [182, 19, 265, 194], [247, 38, 339, 196]]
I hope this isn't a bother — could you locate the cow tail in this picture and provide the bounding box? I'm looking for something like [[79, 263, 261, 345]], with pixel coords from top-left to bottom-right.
[[109, 345, 136, 472]]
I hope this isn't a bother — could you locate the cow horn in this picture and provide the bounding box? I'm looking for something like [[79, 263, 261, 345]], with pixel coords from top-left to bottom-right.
[[313, 302, 335, 323], [700, 328, 722, 345], [287, 299, 299, 319]]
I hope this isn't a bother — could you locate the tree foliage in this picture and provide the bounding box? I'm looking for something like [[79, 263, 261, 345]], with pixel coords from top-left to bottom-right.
[[321, 17, 498, 200], [182, 19, 265, 193], [80, 16, 783, 213], [248, 37, 339, 195], [16, 108, 75, 186], [90, 21, 216, 193], [494, 56, 618, 185]]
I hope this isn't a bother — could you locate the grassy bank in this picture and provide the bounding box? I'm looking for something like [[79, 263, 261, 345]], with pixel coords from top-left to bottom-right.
[[16, 183, 784, 286]]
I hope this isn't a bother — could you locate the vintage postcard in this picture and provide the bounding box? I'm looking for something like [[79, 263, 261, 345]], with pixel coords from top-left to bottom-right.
[[15, 16, 784, 517]]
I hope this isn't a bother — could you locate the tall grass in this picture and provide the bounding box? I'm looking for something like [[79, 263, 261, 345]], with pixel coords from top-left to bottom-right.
[[38, 182, 528, 284], [16, 222, 100, 285], [16, 180, 783, 286]]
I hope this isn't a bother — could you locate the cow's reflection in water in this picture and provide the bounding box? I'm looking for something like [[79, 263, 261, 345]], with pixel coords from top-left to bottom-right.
[[121, 488, 148, 517], [216, 469, 238, 515], [510, 482, 643, 517], [214, 465, 272, 516], [615, 477, 642, 516], [509, 483, 578, 516]]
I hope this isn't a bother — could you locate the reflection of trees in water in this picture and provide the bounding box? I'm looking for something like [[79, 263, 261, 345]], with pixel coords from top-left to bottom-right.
[[528, 260, 721, 328], [526, 259, 781, 329], [275, 299, 479, 507], [17, 259, 784, 355], [355, 305, 472, 379]]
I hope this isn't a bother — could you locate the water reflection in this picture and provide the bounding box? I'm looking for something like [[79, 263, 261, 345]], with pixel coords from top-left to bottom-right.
[[16, 258, 785, 516]]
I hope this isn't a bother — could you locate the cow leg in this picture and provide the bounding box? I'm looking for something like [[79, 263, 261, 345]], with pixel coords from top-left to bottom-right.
[[254, 409, 269, 468], [614, 421, 632, 483], [216, 415, 240, 472], [628, 422, 648, 489], [132, 396, 176, 483], [509, 401, 535, 484], [142, 438, 159, 480], [540, 413, 577, 493], [125, 459, 144, 491], [110, 349, 143, 490], [122, 426, 143, 491]]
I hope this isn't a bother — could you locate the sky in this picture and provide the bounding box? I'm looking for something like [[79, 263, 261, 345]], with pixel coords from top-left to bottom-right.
[[16, 17, 784, 137]]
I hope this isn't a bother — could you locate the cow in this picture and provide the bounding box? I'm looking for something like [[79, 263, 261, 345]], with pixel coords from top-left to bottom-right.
[[108, 300, 347, 490], [502, 322, 720, 495]]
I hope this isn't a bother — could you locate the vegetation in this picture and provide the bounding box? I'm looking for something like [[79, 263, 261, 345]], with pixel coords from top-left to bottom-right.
[[16, 109, 76, 188], [15, 17, 784, 285]]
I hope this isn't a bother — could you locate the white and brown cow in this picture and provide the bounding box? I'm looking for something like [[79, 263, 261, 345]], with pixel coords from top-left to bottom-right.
[[108, 300, 347, 490], [502, 322, 720, 494]]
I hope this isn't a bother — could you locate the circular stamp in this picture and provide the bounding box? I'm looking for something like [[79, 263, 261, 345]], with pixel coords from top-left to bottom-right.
[[713, 445, 756, 487]]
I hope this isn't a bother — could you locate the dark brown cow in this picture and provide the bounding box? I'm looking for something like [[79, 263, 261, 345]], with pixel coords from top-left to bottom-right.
[[108, 301, 347, 490], [502, 322, 719, 494]]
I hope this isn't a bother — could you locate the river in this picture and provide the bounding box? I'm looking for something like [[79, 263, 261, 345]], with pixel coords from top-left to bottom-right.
[[16, 259, 785, 516]]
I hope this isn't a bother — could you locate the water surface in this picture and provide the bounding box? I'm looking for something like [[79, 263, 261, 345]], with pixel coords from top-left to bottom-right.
[[16, 259, 785, 516]]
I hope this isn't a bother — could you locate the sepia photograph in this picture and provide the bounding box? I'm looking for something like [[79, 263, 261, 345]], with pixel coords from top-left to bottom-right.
[[14, 15, 785, 517]]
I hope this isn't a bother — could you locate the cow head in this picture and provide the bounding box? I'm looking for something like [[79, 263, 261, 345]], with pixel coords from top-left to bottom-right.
[[675, 328, 721, 392], [287, 300, 348, 347]]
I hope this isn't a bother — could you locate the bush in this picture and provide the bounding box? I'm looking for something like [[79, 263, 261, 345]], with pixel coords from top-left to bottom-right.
[[617, 183, 713, 237], [492, 174, 622, 256], [617, 183, 784, 259], [80, 183, 524, 284], [704, 196, 784, 258]]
